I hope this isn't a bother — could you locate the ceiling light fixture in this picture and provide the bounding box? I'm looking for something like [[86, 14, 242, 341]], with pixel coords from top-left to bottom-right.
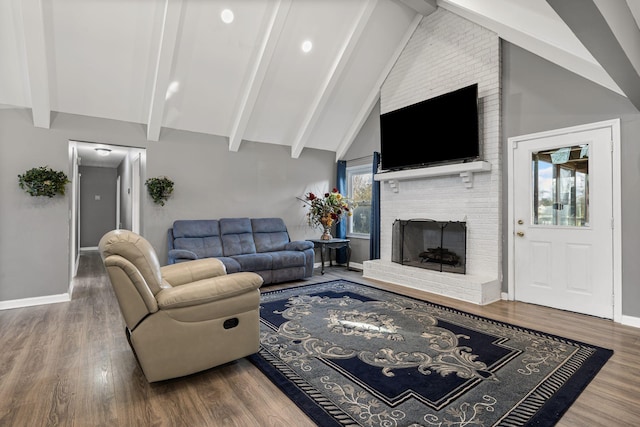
[[301, 40, 313, 53], [165, 80, 180, 100], [221, 9, 234, 24], [95, 148, 111, 157]]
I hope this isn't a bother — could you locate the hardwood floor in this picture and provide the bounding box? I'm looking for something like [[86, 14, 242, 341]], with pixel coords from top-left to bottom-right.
[[1, 252, 638, 426]]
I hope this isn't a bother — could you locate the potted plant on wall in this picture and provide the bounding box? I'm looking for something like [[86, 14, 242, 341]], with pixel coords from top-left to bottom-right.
[[145, 176, 174, 206], [18, 166, 70, 198]]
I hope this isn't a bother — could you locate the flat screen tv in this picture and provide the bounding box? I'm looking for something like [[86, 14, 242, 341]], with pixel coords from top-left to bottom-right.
[[380, 83, 479, 171]]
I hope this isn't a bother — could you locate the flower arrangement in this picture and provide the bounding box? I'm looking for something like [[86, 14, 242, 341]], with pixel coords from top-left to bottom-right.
[[300, 188, 354, 240], [18, 166, 70, 198], [145, 176, 174, 206]]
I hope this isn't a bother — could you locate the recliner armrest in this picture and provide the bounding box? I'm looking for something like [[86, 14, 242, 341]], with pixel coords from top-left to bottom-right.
[[285, 240, 314, 251], [156, 272, 263, 309], [161, 258, 227, 286]]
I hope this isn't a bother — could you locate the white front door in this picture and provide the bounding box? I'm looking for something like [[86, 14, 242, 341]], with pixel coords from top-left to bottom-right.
[[510, 123, 615, 319]]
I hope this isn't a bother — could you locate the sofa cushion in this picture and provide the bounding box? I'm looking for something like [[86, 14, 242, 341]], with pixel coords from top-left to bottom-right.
[[251, 218, 290, 253], [173, 236, 224, 258], [171, 220, 224, 259], [172, 220, 220, 238], [268, 251, 306, 269], [220, 218, 256, 256], [231, 253, 272, 271]]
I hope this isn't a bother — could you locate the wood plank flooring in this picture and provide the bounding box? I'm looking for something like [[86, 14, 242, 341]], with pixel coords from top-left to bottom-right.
[[1, 252, 638, 426]]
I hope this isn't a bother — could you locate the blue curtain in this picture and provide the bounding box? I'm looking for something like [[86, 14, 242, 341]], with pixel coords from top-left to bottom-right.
[[370, 152, 381, 260], [336, 160, 348, 264]]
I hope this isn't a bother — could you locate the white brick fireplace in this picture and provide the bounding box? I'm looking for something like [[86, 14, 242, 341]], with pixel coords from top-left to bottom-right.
[[363, 9, 502, 305]]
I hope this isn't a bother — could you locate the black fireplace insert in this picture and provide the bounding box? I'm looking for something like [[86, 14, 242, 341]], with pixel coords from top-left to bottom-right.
[[392, 219, 466, 274]]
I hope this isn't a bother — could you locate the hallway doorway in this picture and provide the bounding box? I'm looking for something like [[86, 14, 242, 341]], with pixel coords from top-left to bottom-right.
[[68, 141, 146, 287]]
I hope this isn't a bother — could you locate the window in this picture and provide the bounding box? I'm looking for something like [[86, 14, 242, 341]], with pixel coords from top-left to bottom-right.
[[532, 145, 589, 227], [346, 164, 372, 238]]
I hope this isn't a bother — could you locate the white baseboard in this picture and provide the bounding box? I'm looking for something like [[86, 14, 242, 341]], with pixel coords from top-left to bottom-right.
[[349, 262, 363, 271], [314, 262, 364, 271], [0, 293, 71, 311], [620, 315, 640, 329]]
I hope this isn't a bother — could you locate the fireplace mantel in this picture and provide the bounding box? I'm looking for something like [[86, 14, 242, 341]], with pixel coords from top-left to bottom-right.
[[375, 161, 491, 192]]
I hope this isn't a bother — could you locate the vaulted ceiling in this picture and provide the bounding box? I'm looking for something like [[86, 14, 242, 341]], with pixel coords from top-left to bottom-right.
[[2, 0, 639, 163]]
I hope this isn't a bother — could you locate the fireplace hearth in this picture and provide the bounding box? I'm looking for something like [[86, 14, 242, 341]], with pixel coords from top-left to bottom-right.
[[392, 219, 466, 274]]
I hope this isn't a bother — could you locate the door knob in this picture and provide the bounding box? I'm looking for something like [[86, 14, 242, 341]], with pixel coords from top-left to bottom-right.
[[516, 231, 525, 237]]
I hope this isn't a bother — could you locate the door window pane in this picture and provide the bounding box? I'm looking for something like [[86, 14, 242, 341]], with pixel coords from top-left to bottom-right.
[[532, 145, 589, 226]]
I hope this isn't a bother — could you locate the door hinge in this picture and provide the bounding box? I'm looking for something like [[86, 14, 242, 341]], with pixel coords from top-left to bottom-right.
[[611, 218, 614, 229], [610, 140, 614, 152]]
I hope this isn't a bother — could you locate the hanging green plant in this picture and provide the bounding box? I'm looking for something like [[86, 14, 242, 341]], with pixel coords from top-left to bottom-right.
[[18, 166, 70, 198], [145, 176, 174, 206]]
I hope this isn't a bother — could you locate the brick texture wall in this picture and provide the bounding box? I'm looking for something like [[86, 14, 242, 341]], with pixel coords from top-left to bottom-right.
[[379, 9, 501, 278]]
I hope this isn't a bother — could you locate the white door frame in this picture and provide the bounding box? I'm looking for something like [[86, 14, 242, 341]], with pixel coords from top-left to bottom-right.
[[507, 119, 622, 322], [131, 153, 141, 234], [116, 175, 121, 229], [69, 144, 80, 283]]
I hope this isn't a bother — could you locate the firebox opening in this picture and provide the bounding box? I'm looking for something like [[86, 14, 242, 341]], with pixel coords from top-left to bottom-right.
[[392, 219, 466, 274]]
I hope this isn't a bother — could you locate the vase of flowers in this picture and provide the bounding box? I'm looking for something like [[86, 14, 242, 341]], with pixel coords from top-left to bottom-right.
[[300, 188, 354, 240]]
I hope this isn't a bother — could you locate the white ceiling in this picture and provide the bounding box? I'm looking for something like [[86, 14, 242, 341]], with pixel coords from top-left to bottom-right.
[[2, 0, 639, 165]]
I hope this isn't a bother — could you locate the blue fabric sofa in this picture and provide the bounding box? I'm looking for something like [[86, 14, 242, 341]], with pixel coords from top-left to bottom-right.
[[167, 218, 315, 285]]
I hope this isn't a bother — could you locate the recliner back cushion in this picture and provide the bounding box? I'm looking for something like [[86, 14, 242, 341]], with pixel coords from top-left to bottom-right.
[[99, 230, 164, 295], [172, 220, 223, 258], [251, 218, 290, 253], [220, 218, 256, 256]]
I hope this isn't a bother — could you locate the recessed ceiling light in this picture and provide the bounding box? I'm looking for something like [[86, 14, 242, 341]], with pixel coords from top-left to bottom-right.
[[301, 40, 313, 53], [221, 9, 234, 24], [95, 148, 111, 157], [165, 80, 180, 100]]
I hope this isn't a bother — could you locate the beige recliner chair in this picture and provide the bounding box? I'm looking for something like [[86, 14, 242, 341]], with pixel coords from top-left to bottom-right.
[[98, 229, 263, 382]]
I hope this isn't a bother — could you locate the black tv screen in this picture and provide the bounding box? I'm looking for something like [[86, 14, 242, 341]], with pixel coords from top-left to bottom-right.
[[380, 83, 479, 171]]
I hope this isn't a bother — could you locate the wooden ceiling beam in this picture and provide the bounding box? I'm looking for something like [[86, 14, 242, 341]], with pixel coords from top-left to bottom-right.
[[146, 0, 183, 141], [291, 0, 377, 159], [229, 0, 292, 152], [548, 0, 640, 111], [335, 14, 422, 161], [20, 0, 51, 128], [439, 0, 624, 97]]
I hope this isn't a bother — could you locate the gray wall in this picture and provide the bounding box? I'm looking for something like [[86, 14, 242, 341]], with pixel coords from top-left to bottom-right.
[[502, 42, 640, 317], [79, 166, 117, 247], [0, 108, 335, 302], [0, 109, 70, 300]]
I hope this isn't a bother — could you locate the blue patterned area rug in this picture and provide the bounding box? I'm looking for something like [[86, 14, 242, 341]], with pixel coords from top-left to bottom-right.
[[248, 280, 613, 427]]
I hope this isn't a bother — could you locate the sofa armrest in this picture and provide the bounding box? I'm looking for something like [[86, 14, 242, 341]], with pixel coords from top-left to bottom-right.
[[156, 272, 263, 309], [161, 258, 227, 287], [285, 240, 314, 251], [168, 249, 198, 264]]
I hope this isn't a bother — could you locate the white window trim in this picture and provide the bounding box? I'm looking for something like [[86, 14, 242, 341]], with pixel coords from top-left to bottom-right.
[[346, 164, 372, 239]]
